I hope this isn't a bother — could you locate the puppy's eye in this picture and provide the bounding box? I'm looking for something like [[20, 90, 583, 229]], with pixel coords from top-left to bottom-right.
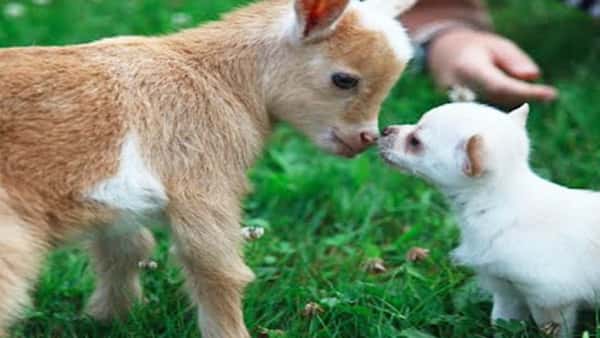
[[332, 73, 360, 90], [408, 134, 422, 149]]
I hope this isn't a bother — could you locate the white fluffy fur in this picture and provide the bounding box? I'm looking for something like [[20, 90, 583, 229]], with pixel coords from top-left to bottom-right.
[[87, 134, 167, 212], [351, 0, 414, 62], [380, 102, 600, 337], [362, 0, 418, 16]]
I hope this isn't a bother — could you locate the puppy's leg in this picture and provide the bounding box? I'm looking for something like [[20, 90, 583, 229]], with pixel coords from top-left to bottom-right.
[[480, 275, 529, 323], [491, 285, 529, 322], [0, 215, 47, 335], [529, 304, 577, 338], [168, 196, 254, 338], [86, 225, 155, 321], [492, 292, 529, 322]]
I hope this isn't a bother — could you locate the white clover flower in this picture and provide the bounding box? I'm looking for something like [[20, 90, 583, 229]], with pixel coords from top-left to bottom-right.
[[448, 85, 477, 103], [241, 226, 265, 241], [171, 12, 192, 27], [302, 302, 324, 317], [138, 260, 158, 270], [4, 3, 26, 18], [32, 0, 51, 6], [363, 258, 386, 274]]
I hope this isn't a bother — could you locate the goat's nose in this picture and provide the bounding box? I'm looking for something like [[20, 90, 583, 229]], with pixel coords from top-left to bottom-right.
[[360, 131, 378, 145], [382, 126, 400, 137]]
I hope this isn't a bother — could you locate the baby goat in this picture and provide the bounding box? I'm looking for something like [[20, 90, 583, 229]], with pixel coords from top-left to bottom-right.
[[0, 0, 415, 336]]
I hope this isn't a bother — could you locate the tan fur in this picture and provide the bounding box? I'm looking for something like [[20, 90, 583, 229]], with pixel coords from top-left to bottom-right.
[[328, 12, 406, 124], [0, 0, 410, 336], [466, 134, 484, 177]]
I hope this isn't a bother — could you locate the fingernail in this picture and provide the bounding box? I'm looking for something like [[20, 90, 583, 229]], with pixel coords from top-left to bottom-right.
[[519, 63, 539, 72], [542, 88, 558, 101], [515, 65, 539, 77]]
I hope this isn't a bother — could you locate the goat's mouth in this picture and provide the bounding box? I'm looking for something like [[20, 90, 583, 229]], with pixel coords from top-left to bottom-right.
[[330, 131, 358, 158]]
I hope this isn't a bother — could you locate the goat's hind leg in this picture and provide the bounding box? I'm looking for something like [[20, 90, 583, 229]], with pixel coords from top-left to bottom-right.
[[0, 212, 47, 335], [86, 225, 155, 321]]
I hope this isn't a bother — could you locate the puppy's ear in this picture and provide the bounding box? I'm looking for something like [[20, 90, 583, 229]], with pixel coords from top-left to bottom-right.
[[364, 0, 418, 17], [463, 135, 485, 177], [509, 103, 530, 128], [294, 0, 350, 42]]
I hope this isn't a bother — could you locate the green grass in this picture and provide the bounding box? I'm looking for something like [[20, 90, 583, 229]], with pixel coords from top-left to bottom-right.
[[1, 0, 599, 337]]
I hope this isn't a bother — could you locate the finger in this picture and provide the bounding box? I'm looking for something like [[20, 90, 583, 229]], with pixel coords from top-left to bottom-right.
[[455, 58, 557, 106], [489, 39, 541, 81], [478, 66, 558, 106]]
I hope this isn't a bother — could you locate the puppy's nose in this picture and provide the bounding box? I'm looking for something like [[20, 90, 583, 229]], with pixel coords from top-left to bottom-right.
[[360, 131, 378, 146], [382, 126, 400, 137]]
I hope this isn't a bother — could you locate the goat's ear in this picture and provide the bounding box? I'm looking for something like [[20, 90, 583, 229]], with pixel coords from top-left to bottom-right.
[[509, 103, 530, 128], [364, 0, 418, 17], [294, 0, 350, 42], [462, 134, 485, 177]]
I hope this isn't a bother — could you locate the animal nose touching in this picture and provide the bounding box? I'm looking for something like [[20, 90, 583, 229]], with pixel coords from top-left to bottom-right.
[[360, 130, 379, 147], [346, 130, 380, 155], [382, 126, 401, 137], [380, 125, 408, 148], [379, 125, 417, 168]]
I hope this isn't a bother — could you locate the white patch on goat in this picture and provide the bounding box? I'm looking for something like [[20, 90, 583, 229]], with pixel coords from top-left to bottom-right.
[[351, 1, 414, 63], [87, 134, 167, 213]]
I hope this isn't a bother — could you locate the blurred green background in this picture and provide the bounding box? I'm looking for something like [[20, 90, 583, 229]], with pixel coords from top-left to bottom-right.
[[1, 0, 599, 337]]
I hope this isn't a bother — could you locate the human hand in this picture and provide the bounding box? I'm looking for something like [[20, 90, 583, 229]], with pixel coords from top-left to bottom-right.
[[427, 28, 558, 107]]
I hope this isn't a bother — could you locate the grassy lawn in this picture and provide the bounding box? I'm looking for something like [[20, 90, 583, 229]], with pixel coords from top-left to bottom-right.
[[1, 0, 599, 337]]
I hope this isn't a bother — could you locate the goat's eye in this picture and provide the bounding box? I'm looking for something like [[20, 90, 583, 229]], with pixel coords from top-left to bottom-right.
[[332, 73, 360, 90]]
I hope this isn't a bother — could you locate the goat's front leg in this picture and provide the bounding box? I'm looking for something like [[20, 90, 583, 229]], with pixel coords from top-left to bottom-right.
[[168, 193, 254, 338]]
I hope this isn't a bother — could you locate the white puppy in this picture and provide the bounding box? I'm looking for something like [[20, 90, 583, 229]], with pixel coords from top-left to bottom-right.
[[379, 102, 600, 337]]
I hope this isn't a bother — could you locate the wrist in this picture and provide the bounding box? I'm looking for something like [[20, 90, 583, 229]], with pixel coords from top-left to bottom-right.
[[412, 22, 482, 72], [413, 21, 478, 47]]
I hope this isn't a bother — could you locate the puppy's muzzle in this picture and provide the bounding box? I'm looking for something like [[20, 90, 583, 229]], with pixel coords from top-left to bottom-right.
[[378, 126, 402, 150]]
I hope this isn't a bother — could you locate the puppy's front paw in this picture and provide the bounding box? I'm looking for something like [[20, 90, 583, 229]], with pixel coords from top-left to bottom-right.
[[540, 322, 561, 337]]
